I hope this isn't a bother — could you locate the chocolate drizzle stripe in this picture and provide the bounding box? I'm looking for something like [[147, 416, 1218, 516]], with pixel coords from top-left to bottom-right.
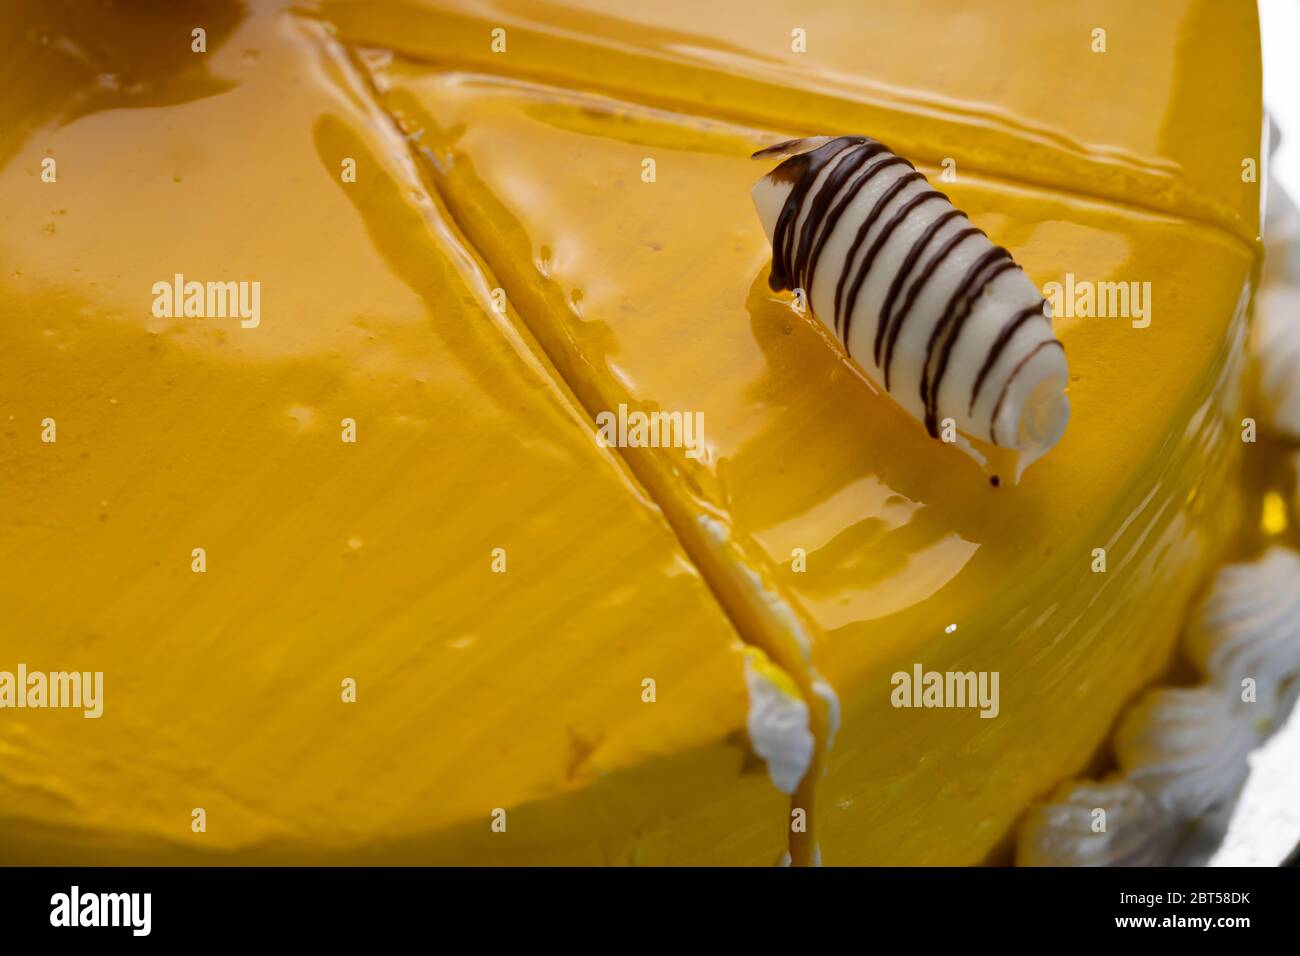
[[922, 257, 1016, 435], [839, 186, 944, 354], [881, 226, 983, 389], [778, 138, 862, 288], [790, 144, 877, 293], [760, 137, 1067, 455], [918, 248, 1012, 434], [768, 137, 864, 292], [968, 303, 1048, 416], [832, 169, 925, 340], [752, 137, 820, 161], [821, 156, 913, 333], [989, 339, 1065, 447], [874, 208, 964, 368], [797, 143, 890, 299]]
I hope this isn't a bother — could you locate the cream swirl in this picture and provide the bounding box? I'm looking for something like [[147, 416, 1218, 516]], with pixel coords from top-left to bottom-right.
[[1016, 779, 1179, 867], [1253, 178, 1300, 438], [1254, 285, 1300, 440], [742, 653, 814, 795], [1017, 546, 1300, 865], [1113, 686, 1257, 819], [1186, 548, 1300, 712]]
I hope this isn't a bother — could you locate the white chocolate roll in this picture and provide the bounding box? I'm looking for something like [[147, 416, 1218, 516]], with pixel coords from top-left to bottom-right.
[[752, 136, 1070, 476]]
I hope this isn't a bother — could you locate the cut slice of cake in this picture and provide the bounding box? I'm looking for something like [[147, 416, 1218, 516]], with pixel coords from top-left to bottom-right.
[[0, 5, 797, 865]]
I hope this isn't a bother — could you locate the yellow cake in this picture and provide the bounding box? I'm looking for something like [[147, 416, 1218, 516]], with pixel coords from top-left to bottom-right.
[[0, 0, 1266, 864]]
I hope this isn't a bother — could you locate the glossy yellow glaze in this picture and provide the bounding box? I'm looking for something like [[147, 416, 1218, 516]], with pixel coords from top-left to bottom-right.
[[322, 0, 1262, 243], [0, 3, 790, 864], [0, 0, 1265, 866], [367, 62, 1256, 861]]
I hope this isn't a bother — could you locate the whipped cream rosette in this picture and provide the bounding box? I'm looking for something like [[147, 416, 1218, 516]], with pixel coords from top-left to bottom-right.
[[1017, 548, 1300, 865], [1016, 779, 1180, 867], [1253, 176, 1300, 439]]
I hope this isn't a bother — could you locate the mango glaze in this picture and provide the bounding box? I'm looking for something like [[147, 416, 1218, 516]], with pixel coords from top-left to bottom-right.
[[0, 0, 1269, 864]]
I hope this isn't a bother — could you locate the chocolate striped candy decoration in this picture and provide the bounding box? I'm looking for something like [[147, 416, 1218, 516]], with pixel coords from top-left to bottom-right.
[[752, 136, 1070, 478]]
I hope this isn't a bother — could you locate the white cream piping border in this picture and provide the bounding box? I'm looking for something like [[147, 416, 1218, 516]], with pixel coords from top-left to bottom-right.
[[1017, 548, 1300, 866]]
